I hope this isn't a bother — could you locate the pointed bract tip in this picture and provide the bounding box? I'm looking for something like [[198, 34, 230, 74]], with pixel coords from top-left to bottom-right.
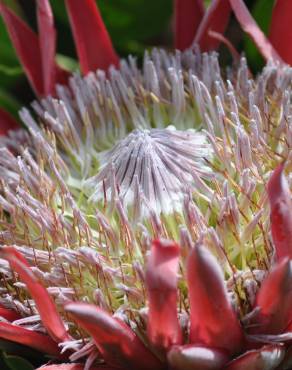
[[267, 163, 292, 261], [153, 238, 180, 253], [65, 302, 108, 325], [267, 163, 286, 204], [168, 345, 229, 370], [146, 239, 182, 350], [187, 244, 243, 354]]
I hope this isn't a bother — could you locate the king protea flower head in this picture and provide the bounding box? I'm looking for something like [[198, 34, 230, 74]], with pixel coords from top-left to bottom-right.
[[0, 46, 291, 369], [0, 1, 292, 370]]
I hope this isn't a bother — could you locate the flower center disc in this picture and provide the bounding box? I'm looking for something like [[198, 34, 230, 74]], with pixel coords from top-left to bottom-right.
[[85, 126, 212, 218]]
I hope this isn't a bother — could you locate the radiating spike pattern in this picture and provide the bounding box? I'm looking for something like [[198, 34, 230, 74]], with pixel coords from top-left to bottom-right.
[[0, 49, 291, 366], [85, 127, 212, 216]]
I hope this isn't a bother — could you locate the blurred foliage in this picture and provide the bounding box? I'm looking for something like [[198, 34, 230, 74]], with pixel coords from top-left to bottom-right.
[[243, 0, 274, 72], [0, 340, 49, 370], [0, 353, 34, 370]]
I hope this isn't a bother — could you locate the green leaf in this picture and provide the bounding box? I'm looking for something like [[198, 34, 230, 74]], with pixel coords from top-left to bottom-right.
[[0, 1, 32, 91], [243, 0, 275, 72], [56, 54, 79, 73], [3, 353, 34, 370], [0, 88, 21, 119], [0, 14, 24, 89], [0, 65, 23, 77], [97, 0, 172, 56], [0, 340, 50, 368], [1, 0, 22, 13], [0, 1, 23, 66]]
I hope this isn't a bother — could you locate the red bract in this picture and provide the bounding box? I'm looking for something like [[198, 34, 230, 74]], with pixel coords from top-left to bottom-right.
[[229, 0, 282, 64], [146, 239, 182, 351], [0, 108, 19, 135], [64, 0, 119, 75], [187, 244, 243, 355], [250, 258, 292, 335], [0, 1, 69, 97], [194, 0, 231, 51], [0, 304, 21, 322], [0, 321, 60, 356], [37, 0, 57, 96], [267, 163, 292, 261], [269, 0, 292, 65], [175, 0, 232, 52], [174, 0, 205, 50], [65, 303, 164, 370], [175, 0, 292, 66], [0, 3, 44, 96]]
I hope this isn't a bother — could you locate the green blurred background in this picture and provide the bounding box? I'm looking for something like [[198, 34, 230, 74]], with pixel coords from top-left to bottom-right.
[[0, 0, 274, 121]]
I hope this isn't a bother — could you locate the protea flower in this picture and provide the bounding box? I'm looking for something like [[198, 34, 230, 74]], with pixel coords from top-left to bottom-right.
[[0, 1, 292, 370]]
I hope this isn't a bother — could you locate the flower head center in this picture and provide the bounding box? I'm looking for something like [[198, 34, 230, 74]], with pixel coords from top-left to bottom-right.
[[86, 126, 212, 217]]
